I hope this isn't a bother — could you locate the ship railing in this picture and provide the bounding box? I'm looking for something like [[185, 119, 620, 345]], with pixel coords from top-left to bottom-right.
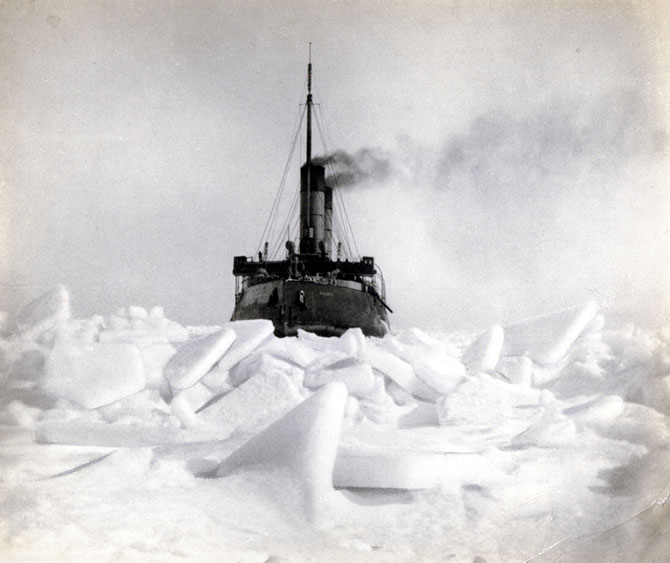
[[359, 271, 386, 299], [373, 264, 387, 301]]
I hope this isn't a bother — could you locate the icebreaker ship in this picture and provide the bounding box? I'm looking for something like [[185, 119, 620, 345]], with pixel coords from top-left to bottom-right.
[[231, 53, 391, 337]]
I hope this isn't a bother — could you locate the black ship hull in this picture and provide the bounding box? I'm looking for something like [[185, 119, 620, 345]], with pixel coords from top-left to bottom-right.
[[231, 278, 389, 338]]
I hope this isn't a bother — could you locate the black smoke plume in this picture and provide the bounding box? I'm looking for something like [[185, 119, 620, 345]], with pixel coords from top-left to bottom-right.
[[313, 147, 394, 188]]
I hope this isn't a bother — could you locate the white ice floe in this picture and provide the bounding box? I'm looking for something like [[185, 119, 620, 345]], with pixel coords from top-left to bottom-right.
[[95, 387, 169, 422], [502, 301, 598, 365], [407, 348, 466, 395], [338, 327, 367, 357], [333, 450, 498, 491], [200, 362, 232, 393], [362, 345, 440, 401], [198, 369, 304, 437], [297, 328, 345, 353], [34, 420, 190, 447], [170, 382, 215, 428], [139, 342, 176, 390], [170, 392, 200, 429], [215, 319, 275, 372], [562, 394, 625, 433], [229, 350, 305, 388], [2, 292, 669, 562], [178, 381, 215, 412], [253, 336, 320, 368], [15, 285, 71, 340], [333, 451, 449, 489], [380, 333, 466, 394], [42, 340, 146, 409], [164, 328, 236, 390], [304, 355, 378, 400], [99, 307, 190, 345], [512, 401, 577, 448], [216, 382, 348, 522], [437, 375, 514, 428], [127, 306, 148, 319], [495, 355, 533, 385], [462, 324, 504, 374]]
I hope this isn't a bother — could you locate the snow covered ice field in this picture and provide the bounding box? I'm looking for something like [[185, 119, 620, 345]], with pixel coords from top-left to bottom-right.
[[1, 286, 669, 562]]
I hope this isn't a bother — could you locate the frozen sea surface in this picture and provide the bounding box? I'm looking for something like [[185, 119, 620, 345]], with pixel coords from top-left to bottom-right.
[[1, 288, 669, 562]]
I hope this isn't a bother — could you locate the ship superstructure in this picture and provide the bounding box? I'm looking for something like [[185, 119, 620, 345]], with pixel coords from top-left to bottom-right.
[[231, 54, 391, 337]]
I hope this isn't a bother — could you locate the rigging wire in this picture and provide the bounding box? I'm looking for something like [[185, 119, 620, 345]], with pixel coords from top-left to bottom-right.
[[290, 214, 301, 243], [269, 180, 301, 260], [256, 71, 363, 263], [311, 104, 354, 258], [313, 110, 354, 260], [254, 104, 306, 258], [333, 206, 354, 259], [270, 176, 300, 259], [308, 77, 358, 260], [334, 189, 357, 259], [267, 67, 312, 257], [313, 104, 360, 259]]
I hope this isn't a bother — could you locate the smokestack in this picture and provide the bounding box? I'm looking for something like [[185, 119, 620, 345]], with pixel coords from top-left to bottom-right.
[[299, 162, 328, 254]]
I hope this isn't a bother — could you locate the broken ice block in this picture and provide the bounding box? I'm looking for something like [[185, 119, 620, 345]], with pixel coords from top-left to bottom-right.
[[149, 306, 164, 318], [42, 341, 146, 409], [338, 328, 367, 357], [562, 395, 625, 433], [15, 285, 71, 339], [198, 370, 304, 436], [216, 382, 347, 522], [164, 328, 236, 390], [127, 306, 148, 319], [176, 382, 215, 413], [462, 325, 504, 374], [297, 328, 343, 353], [1, 340, 48, 384], [98, 388, 169, 424], [385, 380, 414, 405], [139, 342, 176, 389], [333, 446, 499, 490], [380, 333, 465, 395], [379, 333, 410, 362], [437, 376, 513, 427], [256, 336, 320, 368], [98, 308, 189, 346], [333, 451, 448, 489], [396, 401, 439, 427], [200, 363, 231, 393], [396, 327, 444, 348], [502, 302, 598, 365], [171, 392, 200, 429], [512, 402, 577, 448], [363, 345, 440, 402], [35, 421, 203, 447], [215, 320, 274, 372], [496, 355, 533, 385], [228, 351, 305, 389], [304, 355, 377, 400], [409, 348, 465, 395]]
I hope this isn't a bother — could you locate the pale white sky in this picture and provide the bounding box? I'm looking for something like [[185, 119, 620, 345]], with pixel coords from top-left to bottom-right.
[[1, 0, 669, 329]]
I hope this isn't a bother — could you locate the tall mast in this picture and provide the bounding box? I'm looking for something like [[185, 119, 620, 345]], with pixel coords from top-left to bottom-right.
[[305, 43, 313, 231], [299, 44, 327, 256]]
